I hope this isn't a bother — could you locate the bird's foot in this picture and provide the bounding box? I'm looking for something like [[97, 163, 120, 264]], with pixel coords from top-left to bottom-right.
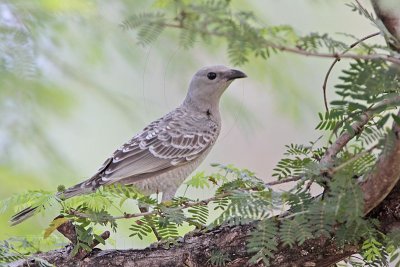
[[149, 238, 178, 250]]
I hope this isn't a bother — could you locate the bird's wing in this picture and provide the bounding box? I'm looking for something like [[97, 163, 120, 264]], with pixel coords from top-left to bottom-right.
[[89, 109, 219, 187]]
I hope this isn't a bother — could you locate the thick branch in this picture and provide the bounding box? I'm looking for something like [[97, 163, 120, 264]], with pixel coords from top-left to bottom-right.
[[11, 182, 400, 267], [320, 111, 372, 166], [359, 0, 400, 214], [361, 109, 400, 214]]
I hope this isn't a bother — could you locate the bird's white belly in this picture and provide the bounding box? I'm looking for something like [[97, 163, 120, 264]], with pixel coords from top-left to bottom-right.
[[132, 148, 211, 200]]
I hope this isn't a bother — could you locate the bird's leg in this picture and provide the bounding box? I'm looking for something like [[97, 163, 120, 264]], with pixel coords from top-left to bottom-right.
[[138, 206, 162, 241]]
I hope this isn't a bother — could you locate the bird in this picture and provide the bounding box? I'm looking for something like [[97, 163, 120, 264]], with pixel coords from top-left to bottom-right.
[[10, 65, 247, 225]]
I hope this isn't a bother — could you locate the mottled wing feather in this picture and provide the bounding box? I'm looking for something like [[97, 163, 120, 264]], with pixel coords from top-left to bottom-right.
[[89, 109, 219, 187]]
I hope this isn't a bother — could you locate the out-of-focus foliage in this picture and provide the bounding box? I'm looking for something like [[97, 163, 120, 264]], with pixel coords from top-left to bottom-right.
[[0, 0, 300, 242], [121, 1, 354, 66]]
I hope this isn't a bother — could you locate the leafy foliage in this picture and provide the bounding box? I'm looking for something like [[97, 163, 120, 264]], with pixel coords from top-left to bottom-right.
[[119, 0, 390, 68], [346, 2, 376, 24], [209, 249, 231, 267], [187, 205, 209, 227], [118, 1, 317, 65], [70, 220, 108, 256], [0, 236, 61, 266], [0, 190, 56, 215], [334, 60, 400, 105], [0, 240, 25, 264], [316, 109, 344, 131], [272, 143, 323, 179], [247, 219, 278, 266], [129, 217, 155, 240], [297, 33, 347, 53], [121, 12, 166, 46], [362, 237, 384, 263], [279, 215, 312, 247]]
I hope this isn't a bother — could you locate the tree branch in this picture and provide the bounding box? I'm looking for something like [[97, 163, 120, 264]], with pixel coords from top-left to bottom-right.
[[267, 43, 400, 64], [67, 192, 231, 221], [361, 109, 400, 214], [358, 0, 400, 215], [161, 23, 400, 64], [65, 176, 303, 222], [322, 32, 380, 112], [327, 144, 379, 175], [11, 182, 400, 267], [320, 95, 400, 166]]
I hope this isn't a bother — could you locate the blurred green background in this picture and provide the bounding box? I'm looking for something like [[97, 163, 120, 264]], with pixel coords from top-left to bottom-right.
[[0, 0, 377, 249]]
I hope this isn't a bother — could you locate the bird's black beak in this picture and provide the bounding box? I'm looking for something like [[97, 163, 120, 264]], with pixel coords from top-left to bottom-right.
[[227, 69, 247, 81]]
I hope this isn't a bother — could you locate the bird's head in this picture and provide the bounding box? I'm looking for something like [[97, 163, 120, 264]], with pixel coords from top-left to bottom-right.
[[184, 65, 247, 110]]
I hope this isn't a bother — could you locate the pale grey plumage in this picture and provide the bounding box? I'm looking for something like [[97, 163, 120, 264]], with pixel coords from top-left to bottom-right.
[[11, 65, 247, 225]]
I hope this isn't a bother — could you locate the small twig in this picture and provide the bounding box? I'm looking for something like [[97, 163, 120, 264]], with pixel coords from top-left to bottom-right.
[[139, 206, 162, 241], [322, 60, 338, 112], [67, 192, 232, 221], [66, 175, 307, 222], [305, 178, 315, 192], [64, 177, 305, 223], [92, 231, 110, 248], [327, 144, 380, 175], [267, 43, 400, 65], [322, 32, 380, 112], [354, 0, 367, 13], [326, 105, 373, 146], [321, 113, 371, 166], [265, 176, 303, 186], [161, 23, 400, 65], [163, 23, 184, 29]]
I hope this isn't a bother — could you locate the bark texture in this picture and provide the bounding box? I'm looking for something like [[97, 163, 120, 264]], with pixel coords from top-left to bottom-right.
[[9, 184, 400, 267]]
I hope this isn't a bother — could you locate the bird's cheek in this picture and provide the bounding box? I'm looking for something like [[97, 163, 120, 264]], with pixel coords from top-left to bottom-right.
[[222, 81, 232, 90]]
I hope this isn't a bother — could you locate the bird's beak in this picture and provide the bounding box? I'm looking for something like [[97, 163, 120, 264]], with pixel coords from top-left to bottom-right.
[[227, 69, 247, 81]]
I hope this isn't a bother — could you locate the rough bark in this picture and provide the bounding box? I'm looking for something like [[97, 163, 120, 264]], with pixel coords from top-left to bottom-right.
[[9, 182, 400, 267], [359, 0, 400, 215], [361, 110, 400, 214]]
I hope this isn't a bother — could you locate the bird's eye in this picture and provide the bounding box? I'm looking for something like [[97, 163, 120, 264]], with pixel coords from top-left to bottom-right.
[[207, 72, 217, 80]]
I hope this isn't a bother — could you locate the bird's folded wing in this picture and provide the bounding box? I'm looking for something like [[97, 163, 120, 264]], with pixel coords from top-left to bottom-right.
[[92, 116, 218, 185]]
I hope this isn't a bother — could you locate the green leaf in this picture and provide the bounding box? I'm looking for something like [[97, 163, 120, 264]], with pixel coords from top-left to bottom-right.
[[43, 217, 69, 239], [185, 172, 210, 189], [392, 114, 400, 126]]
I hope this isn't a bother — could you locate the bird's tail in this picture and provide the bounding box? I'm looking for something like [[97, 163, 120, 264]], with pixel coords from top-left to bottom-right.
[[10, 181, 96, 226], [10, 206, 38, 226]]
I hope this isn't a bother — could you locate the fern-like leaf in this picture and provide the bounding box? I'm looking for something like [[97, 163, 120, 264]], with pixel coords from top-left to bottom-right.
[[247, 219, 278, 266]]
